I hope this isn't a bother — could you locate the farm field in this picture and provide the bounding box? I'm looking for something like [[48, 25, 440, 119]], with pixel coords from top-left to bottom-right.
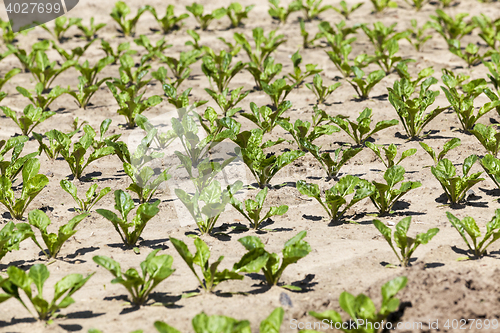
[[1, 0, 500, 332]]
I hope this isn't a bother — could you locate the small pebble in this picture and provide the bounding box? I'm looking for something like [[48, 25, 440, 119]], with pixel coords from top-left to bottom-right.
[[279, 292, 293, 308]]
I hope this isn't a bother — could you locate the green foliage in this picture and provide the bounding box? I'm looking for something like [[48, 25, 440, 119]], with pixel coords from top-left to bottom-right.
[[134, 35, 172, 61], [110, 1, 148, 36], [206, 87, 249, 116], [170, 237, 243, 293], [93, 250, 175, 305], [388, 74, 445, 139], [331, 108, 398, 146], [7, 40, 50, 73], [41, 17, 82, 42], [162, 84, 207, 109], [1, 104, 55, 136], [299, 18, 323, 49], [100, 40, 137, 64], [76, 17, 107, 41], [32, 119, 86, 160], [419, 137, 461, 165], [233, 129, 305, 188], [17, 83, 68, 111], [370, 165, 422, 215], [247, 56, 283, 91], [473, 14, 500, 49], [404, 0, 430, 10], [332, 1, 363, 20], [373, 39, 403, 74], [406, 19, 432, 52], [0, 68, 21, 92], [296, 0, 332, 21], [235, 231, 311, 289], [262, 78, 296, 109], [347, 66, 385, 99], [370, 0, 397, 12], [225, 2, 254, 28], [158, 49, 201, 88], [320, 20, 359, 57], [361, 21, 408, 54], [441, 71, 499, 132], [366, 142, 417, 169], [1, 264, 93, 320], [448, 39, 483, 67], [175, 180, 232, 235], [155, 307, 284, 333], [305, 143, 363, 180], [0, 136, 38, 182], [305, 74, 341, 105], [268, 0, 301, 24], [96, 190, 160, 247], [431, 155, 484, 204], [185, 29, 203, 51], [374, 217, 439, 267], [228, 181, 289, 230], [485, 52, 500, 93], [201, 49, 245, 93], [471, 123, 500, 157], [428, 10, 475, 42], [446, 209, 500, 258], [60, 179, 111, 213], [0, 158, 48, 220], [0, 221, 34, 262], [51, 39, 95, 61], [286, 50, 322, 87], [28, 51, 76, 91], [28, 209, 88, 259], [242, 100, 292, 133], [186, 3, 226, 30], [296, 176, 375, 221], [480, 154, 500, 189], [307, 277, 407, 333], [148, 5, 189, 34], [124, 159, 171, 204], [234, 27, 287, 71]]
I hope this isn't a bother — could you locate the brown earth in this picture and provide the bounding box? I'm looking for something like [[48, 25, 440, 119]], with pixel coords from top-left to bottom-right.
[[1, 0, 500, 332]]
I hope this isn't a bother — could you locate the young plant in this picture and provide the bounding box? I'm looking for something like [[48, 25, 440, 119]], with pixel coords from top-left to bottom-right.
[[347, 66, 385, 100], [419, 137, 461, 165], [374, 39, 403, 74], [286, 50, 322, 87], [76, 17, 107, 41], [134, 35, 172, 61], [226, 2, 254, 28], [175, 180, 232, 235], [233, 129, 305, 188], [0, 136, 38, 182], [304, 142, 363, 179], [485, 52, 500, 93], [448, 39, 483, 67], [28, 51, 76, 91], [1, 104, 55, 136], [471, 123, 500, 157], [242, 101, 292, 134], [7, 40, 50, 73], [186, 3, 226, 30], [247, 57, 283, 90], [0, 221, 35, 261], [370, 165, 422, 216], [268, 0, 301, 24], [234, 231, 311, 290], [441, 72, 499, 132], [296, 176, 375, 221], [297, 0, 332, 21], [185, 29, 204, 51], [28, 209, 88, 259], [51, 39, 95, 61], [93, 250, 175, 305], [299, 18, 323, 49], [32, 119, 87, 160], [361, 21, 408, 54], [330, 107, 398, 146], [124, 160, 171, 204], [234, 27, 287, 71], [162, 84, 208, 109], [428, 10, 475, 42], [96, 190, 160, 247], [404, 0, 430, 10], [110, 1, 148, 36], [446, 209, 500, 258], [480, 154, 500, 189], [148, 5, 189, 34], [388, 76, 446, 139], [16, 83, 68, 111], [366, 142, 417, 169], [278, 115, 340, 151], [473, 14, 500, 49], [305, 74, 341, 104], [227, 181, 289, 230], [0, 68, 21, 92], [100, 40, 137, 64], [308, 276, 407, 332], [0, 264, 93, 320], [374, 217, 439, 267], [325, 45, 371, 79], [40, 17, 82, 42], [332, 1, 363, 20], [170, 237, 243, 294], [60, 179, 111, 213], [201, 49, 245, 93], [205, 87, 249, 116], [262, 78, 295, 109], [431, 155, 484, 204], [370, 0, 397, 12], [406, 19, 432, 52], [56, 122, 116, 180], [159, 49, 202, 88]]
